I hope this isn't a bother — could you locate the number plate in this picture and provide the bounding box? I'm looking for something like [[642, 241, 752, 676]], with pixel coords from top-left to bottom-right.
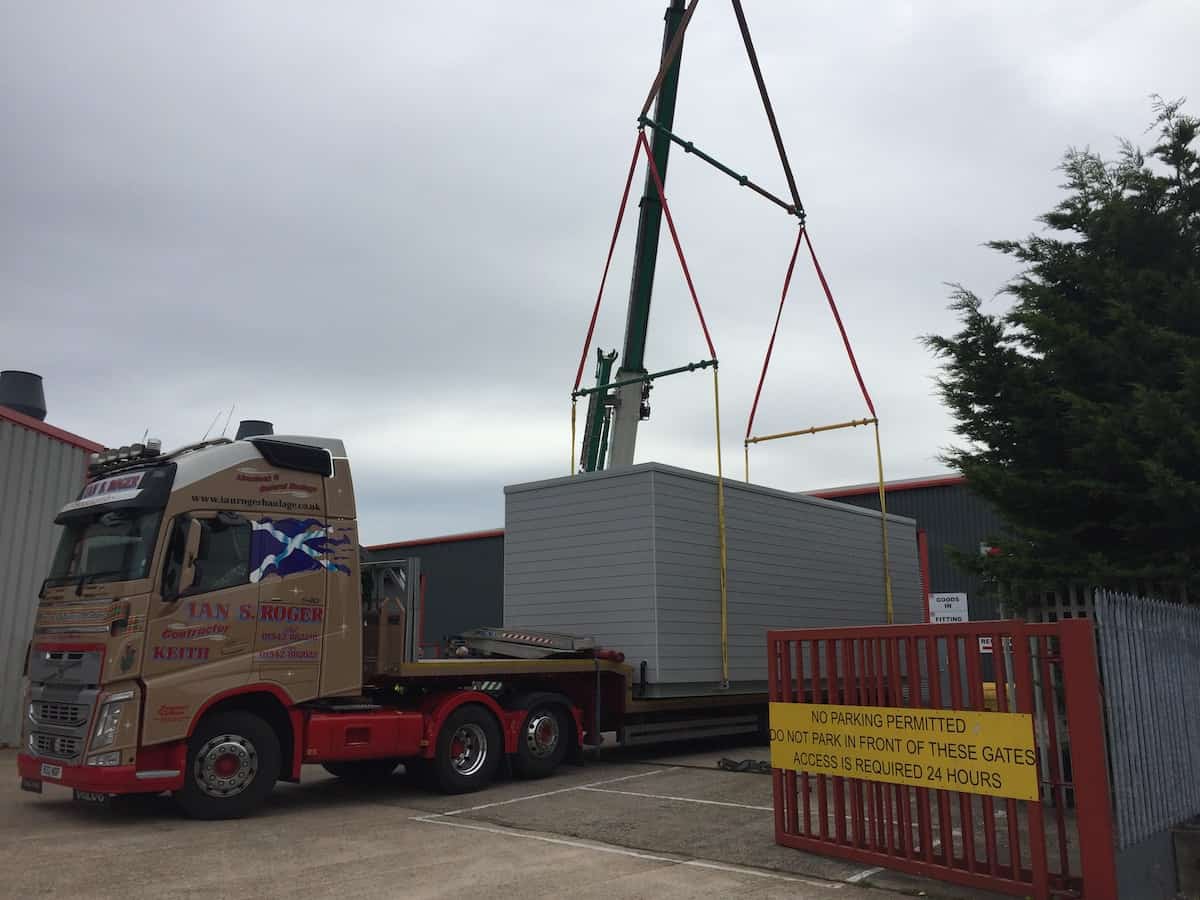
[[40, 763, 63, 780], [21, 777, 43, 794], [74, 790, 109, 804]]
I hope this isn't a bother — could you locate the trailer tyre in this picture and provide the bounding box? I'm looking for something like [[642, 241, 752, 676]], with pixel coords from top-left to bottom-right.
[[433, 705, 501, 794], [322, 758, 401, 782], [176, 711, 280, 820], [512, 700, 571, 779]]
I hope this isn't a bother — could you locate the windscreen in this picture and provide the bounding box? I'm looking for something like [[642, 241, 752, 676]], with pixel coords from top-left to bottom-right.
[[45, 509, 163, 587]]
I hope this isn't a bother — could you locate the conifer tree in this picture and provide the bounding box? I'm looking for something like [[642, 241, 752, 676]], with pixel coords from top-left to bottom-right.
[[924, 99, 1199, 598]]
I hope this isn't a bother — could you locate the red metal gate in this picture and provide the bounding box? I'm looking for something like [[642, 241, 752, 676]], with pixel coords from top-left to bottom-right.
[[768, 619, 1117, 899]]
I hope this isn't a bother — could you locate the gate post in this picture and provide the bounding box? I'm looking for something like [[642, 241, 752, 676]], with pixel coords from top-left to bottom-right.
[[1058, 618, 1118, 898]]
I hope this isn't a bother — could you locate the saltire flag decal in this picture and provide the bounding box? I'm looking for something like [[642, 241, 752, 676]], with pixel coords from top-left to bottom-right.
[[250, 518, 351, 583]]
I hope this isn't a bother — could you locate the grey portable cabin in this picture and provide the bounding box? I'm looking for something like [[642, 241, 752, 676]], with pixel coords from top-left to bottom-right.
[[503, 463, 923, 695]]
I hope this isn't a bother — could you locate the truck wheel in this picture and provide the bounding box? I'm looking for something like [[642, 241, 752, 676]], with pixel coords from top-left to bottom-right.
[[175, 711, 280, 820], [433, 705, 501, 794], [322, 758, 401, 781], [512, 701, 570, 779]]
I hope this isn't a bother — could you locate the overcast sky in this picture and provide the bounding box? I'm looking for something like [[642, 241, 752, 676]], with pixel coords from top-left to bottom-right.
[[3, 1, 1197, 544]]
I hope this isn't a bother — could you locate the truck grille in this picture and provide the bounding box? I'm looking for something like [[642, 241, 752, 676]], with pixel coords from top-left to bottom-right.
[[31, 701, 88, 727], [29, 648, 103, 686], [29, 733, 82, 760]]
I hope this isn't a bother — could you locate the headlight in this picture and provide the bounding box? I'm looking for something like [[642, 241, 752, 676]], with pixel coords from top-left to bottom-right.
[[91, 690, 134, 750], [87, 751, 121, 767]]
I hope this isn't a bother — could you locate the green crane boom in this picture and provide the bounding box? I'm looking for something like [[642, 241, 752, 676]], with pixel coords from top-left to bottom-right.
[[581, 0, 686, 472]]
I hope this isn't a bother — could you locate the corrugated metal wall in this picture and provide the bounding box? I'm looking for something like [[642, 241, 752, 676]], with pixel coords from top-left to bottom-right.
[[830, 483, 1006, 621], [503, 469, 658, 671], [0, 420, 90, 745], [504, 463, 923, 687], [652, 468, 922, 684], [362, 534, 503, 652]]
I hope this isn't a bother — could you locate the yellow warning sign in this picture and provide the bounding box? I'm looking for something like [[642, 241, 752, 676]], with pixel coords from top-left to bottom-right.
[[769, 703, 1039, 801]]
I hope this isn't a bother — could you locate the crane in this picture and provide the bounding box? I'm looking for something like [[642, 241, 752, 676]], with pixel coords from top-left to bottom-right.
[[579, 0, 686, 472]]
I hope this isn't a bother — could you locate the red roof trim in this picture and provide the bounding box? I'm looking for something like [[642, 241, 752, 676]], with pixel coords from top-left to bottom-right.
[[366, 528, 504, 552], [0, 405, 104, 453], [811, 474, 966, 500]]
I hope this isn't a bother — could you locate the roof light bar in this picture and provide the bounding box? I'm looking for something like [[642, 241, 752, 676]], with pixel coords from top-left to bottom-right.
[[86, 438, 166, 475]]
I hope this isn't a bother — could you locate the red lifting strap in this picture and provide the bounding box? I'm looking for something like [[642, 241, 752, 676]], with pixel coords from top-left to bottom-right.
[[745, 226, 877, 439], [803, 228, 876, 418], [573, 129, 717, 390], [745, 227, 803, 440], [639, 129, 718, 360], [573, 134, 644, 392]]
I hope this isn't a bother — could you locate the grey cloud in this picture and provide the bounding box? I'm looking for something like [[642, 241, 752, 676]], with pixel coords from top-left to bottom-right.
[[3, 1, 1196, 543]]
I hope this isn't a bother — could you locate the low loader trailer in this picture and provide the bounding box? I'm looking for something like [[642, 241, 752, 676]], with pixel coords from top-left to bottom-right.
[[17, 433, 763, 818]]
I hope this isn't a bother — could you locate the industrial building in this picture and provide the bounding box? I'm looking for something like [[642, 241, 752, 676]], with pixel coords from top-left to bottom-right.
[[812, 474, 1007, 622], [362, 528, 504, 657], [0, 372, 102, 746], [364, 472, 1008, 649]]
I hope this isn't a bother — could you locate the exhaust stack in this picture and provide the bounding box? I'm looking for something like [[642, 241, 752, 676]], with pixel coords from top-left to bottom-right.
[[0, 370, 48, 421], [235, 420, 274, 440]]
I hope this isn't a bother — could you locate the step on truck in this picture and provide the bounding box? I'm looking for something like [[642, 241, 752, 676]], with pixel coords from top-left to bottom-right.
[[18, 433, 763, 818]]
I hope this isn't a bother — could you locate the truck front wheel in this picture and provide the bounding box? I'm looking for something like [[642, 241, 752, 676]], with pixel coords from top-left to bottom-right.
[[176, 711, 280, 819], [432, 705, 501, 794]]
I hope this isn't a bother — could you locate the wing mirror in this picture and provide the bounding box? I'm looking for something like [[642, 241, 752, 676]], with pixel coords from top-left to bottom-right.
[[177, 517, 203, 595]]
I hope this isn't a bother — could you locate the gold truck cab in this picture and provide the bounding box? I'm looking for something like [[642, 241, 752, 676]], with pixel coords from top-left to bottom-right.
[[19, 434, 361, 810]]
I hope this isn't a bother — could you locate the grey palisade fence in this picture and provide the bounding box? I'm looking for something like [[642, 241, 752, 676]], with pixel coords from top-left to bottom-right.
[[1093, 589, 1200, 849]]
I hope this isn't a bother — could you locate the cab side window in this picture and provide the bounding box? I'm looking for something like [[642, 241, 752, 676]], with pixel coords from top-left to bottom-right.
[[193, 517, 251, 593], [161, 513, 252, 597]]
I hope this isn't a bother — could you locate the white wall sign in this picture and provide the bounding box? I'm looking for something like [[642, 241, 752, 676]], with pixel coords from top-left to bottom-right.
[[929, 592, 969, 624]]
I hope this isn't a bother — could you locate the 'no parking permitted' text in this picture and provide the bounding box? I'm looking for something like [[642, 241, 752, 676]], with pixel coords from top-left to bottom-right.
[[768, 703, 1038, 801]]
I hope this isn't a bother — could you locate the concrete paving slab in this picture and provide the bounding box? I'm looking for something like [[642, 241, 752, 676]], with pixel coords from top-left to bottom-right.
[[414, 750, 1010, 900], [0, 750, 894, 900]]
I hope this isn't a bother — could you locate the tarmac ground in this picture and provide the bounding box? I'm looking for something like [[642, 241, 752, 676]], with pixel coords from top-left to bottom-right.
[[1, 741, 1011, 899]]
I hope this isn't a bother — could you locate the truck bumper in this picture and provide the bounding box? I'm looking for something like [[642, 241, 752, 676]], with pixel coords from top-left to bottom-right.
[[18, 752, 185, 795]]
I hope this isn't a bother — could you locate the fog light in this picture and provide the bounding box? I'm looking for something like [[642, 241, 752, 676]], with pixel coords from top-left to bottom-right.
[[87, 751, 121, 767]]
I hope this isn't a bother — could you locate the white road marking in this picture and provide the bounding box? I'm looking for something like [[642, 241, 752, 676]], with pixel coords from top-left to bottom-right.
[[580, 785, 775, 812], [845, 866, 883, 883], [411, 766, 985, 891], [415, 816, 844, 890], [415, 768, 666, 820]]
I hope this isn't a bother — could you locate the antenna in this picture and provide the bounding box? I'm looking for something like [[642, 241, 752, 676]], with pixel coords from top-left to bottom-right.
[[201, 409, 223, 441], [141, 428, 149, 443], [221, 404, 236, 438]]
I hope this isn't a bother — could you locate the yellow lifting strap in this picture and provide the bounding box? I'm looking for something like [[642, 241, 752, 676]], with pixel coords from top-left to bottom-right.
[[712, 365, 729, 686], [568, 366, 731, 683], [569, 398, 578, 476], [743, 415, 895, 624], [873, 420, 895, 623]]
